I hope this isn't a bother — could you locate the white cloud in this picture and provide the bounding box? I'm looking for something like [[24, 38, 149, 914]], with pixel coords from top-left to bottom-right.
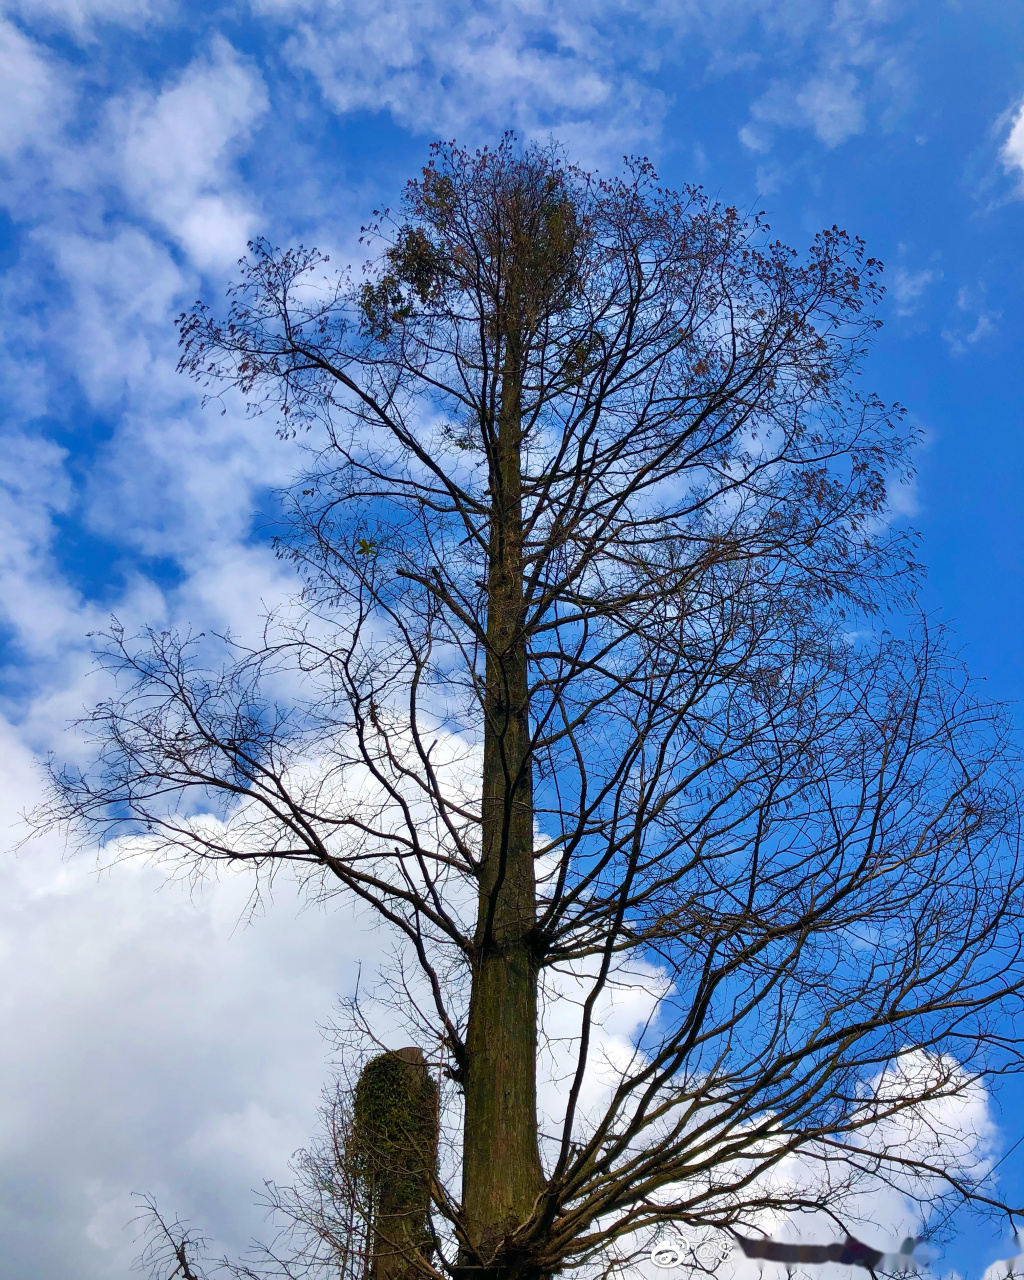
[[5, 0, 171, 36], [738, 0, 903, 152], [886, 475, 920, 521], [796, 69, 865, 146], [943, 312, 998, 356], [252, 0, 673, 159], [891, 266, 937, 317], [0, 432, 100, 719], [743, 69, 867, 152], [0, 18, 72, 160], [624, 1051, 997, 1280], [241, 0, 914, 168], [0, 27, 300, 708], [739, 123, 771, 154], [0, 721, 383, 1280], [0, 33, 266, 274], [1000, 95, 1024, 188], [537, 956, 670, 1137], [38, 226, 189, 406], [115, 39, 268, 270], [942, 286, 1001, 357]]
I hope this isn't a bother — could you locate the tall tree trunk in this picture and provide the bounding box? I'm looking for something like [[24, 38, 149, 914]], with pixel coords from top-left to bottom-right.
[[461, 331, 544, 1266]]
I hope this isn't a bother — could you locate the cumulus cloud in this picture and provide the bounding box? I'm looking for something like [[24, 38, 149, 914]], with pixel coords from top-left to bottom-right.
[[0, 429, 122, 764], [796, 69, 866, 146], [622, 1050, 996, 1280], [38, 226, 189, 405], [741, 69, 867, 153], [537, 955, 671, 1134], [0, 724, 381, 1280], [0, 26, 297, 697]]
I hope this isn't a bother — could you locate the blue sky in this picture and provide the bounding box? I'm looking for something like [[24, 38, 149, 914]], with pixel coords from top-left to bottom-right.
[[2, 2, 1024, 1277]]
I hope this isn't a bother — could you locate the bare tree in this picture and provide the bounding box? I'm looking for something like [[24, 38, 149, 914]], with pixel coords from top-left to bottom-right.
[[133, 1196, 210, 1280], [43, 138, 1024, 1280]]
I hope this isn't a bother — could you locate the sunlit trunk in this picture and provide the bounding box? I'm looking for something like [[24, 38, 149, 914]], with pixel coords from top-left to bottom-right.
[[461, 330, 544, 1268]]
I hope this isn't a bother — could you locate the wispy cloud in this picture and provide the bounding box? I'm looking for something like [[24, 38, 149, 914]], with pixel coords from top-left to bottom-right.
[[942, 286, 1001, 357], [999, 94, 1024, 191], [3, 0, 168, 36], [738, 0, 907, 153], [0, 18, 73, 161], [113, 38, 268, 269], [742, 69, 866, 151], [255, 0, 671, 160], [891, 265, 938, 317]]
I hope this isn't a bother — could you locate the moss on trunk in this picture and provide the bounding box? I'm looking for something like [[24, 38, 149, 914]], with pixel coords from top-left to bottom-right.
[[353, 1047, 439, 1280]]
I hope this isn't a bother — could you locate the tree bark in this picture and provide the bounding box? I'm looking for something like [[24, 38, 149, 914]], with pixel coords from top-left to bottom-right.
[[461, 332, 544, 1266]]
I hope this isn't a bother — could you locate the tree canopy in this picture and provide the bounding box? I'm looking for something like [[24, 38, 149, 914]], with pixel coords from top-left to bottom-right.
[[45, 137, 1024, 1280]]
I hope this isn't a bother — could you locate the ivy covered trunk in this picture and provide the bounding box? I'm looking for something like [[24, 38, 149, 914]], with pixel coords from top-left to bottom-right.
[[353, 1048, 440, 1280], [461, 332, 545, 1269]]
